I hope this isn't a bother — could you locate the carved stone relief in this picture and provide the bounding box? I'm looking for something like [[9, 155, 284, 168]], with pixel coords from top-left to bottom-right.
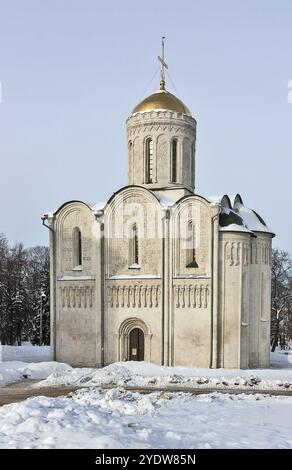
[[60, 286, 94, 309], [174, 284, 209, 309], [107, 285, 161, 309]]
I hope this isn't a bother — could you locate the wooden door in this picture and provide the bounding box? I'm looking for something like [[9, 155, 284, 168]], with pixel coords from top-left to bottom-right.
[[129, 328, 144, 361]]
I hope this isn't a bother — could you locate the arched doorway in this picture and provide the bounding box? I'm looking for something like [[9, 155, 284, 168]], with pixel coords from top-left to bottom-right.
[[129, 328, 144, 361], [118, 317, 152, 362]]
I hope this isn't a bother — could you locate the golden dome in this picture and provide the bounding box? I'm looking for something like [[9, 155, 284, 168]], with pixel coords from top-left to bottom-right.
[[132, 89, 192, 116]]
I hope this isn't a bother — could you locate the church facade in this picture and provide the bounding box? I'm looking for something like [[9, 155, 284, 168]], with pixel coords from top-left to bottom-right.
[[43, 66, 274, 369]]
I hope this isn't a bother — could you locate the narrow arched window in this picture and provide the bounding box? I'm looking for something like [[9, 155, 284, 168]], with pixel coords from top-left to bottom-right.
[[129, 224, 139, 266], [128, 141, 133, 160], [145, 138, 153, 183], [72, 227, 82, 268], [190, 142, 195, 184], [171, 139, 178, 183], [128, 140, 133, 183], [186, 221, 198, 268]]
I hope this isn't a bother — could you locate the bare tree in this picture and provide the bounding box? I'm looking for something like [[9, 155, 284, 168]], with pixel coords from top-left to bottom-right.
[[0, 242, 28, 345], [271, 249, 292, 351], [0, 235, 50, 345], [0, 233, 9, 342], [26, 246, 50, 345]]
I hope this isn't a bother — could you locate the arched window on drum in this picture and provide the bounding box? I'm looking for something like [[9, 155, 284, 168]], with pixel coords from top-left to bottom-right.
[[145, 138, 153, 183], [171, 138, 178, 183]]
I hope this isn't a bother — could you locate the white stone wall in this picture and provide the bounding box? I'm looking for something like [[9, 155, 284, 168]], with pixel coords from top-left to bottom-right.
[[170, 196, 216, 367], [218, 231, 272, 369], [172, 280, 212, 367], [104, 188, 162, 278], [249, 233, 272, 368], [105, 280, 162, 365], [218, 232, 252, 368], [49, 194, 272, 369], [46, 82, 274, 370], [52, 202, 102, 367], [103, 187, 163, 365]]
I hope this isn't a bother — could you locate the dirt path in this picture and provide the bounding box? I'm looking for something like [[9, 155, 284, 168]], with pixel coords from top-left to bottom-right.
[[1, 380, 292, 407], [0, 380, 79, 406], [120, 385, 292, 396]]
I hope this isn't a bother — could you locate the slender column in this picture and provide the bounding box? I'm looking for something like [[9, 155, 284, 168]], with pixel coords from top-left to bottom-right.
[[95, 212, 105, 366], [211, 211, 220, 368], [48, 216, 56, 361], [163, 209, 170, 365]]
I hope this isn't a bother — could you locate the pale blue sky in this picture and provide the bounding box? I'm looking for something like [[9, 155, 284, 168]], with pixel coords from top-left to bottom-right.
[[0, 0, 291, 250]]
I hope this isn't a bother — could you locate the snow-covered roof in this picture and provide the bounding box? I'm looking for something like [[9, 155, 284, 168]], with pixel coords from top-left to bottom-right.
[[45, 190, 274, 238], [211, 194, 274, 236], [91, 202, 106, 213], [207, 195, 228, 205], [228, 194, 243, 207], [233, 202, 272, 234], [207, 195, 232, 209], [151, 191, 179, 207], [219, 222, 253, 234]]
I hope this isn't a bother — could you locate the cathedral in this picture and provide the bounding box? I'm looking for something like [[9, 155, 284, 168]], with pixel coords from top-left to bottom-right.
[[43, 44, 274, 369]]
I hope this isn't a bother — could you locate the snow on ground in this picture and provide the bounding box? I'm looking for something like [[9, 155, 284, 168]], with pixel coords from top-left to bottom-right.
[[0, 388, 292, 448], [41, 353, 292, 392], [270, 350, 292, 368], [0, 362, 71, 388], [0, 343, 69, 388], [1, 347, 292, 392], [0, 344, 51, 363], [0, 351, 292, 448]]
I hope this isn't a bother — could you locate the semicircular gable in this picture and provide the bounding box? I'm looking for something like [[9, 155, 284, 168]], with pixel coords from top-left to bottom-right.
[[55, 201, 94, 231], [171, 194, 212, 218], [54, 200, 92, 217], [104, 185, 161, 216], [171, 195, 214, 277]]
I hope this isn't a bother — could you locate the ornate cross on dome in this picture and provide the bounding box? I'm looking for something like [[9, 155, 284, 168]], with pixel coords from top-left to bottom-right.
[[158, 36, 168, 91]]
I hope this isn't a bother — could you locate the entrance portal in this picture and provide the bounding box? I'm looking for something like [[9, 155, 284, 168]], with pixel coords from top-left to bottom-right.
[[129, 328, 144, 361]]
